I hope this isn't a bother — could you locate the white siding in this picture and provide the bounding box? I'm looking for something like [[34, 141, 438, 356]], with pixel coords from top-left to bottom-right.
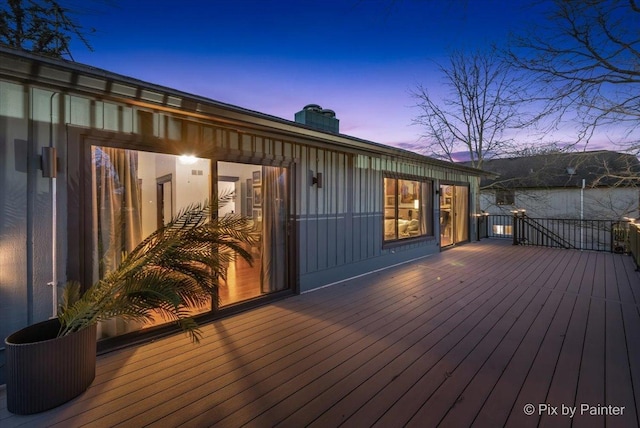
[[481, 188, 639, 219]]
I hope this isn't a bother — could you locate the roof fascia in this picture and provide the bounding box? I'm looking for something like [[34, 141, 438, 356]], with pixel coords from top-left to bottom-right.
[[0, 47, 485, 177]]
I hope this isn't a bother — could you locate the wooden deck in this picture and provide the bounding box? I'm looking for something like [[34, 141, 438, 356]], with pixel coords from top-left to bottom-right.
[[2, 239, 640, 427]]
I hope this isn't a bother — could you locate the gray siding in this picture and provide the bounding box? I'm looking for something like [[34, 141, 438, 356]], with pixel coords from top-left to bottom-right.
[[0, 51, 483, 383], [0, 78, 481, 311]]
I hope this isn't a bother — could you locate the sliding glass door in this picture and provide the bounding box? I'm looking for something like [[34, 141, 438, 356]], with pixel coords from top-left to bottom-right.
[[216, 162, 289, 306], [439, 184, 469, 247], [88, 146, 290, 339]]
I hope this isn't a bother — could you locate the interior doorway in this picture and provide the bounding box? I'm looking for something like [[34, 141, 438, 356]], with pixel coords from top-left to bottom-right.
[[439, 184, 469, 247], [156, 174, 172, 228]]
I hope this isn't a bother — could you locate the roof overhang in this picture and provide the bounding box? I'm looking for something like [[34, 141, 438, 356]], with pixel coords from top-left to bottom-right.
[[0, 46, 485, 177]]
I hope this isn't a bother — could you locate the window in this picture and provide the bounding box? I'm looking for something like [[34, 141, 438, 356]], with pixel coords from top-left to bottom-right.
[[496, 189, 515, 205], [493, 224, 513, 236], [384, 177, 433, 241]]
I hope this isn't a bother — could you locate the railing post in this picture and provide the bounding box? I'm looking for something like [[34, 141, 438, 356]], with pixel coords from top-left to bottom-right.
[[628, 220, 640, 269], [635, 225, 640, 270], [484, 212, 489, 239], [512, 210, 519, 245]]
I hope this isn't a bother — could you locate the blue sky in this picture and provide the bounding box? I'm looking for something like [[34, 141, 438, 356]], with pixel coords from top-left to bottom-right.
[[69, 0, 556, 152]]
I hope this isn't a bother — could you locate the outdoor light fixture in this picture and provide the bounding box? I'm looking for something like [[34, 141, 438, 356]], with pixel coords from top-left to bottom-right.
[[312, 172, 323, 188], [309, 170, 322, 189]]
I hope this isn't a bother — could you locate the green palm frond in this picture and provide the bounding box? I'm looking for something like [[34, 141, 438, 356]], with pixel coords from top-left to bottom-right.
[[58, 280, 81, 315], [58, 200, 255, 343]]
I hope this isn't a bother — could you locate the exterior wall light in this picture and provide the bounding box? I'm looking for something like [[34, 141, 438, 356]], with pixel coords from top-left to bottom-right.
[[311, 172, 323, 188]]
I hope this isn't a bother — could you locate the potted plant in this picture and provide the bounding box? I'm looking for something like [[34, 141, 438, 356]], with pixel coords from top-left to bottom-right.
[[5, 201, 254, 414]]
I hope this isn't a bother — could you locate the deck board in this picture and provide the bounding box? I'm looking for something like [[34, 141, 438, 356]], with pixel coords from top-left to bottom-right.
[[112, 266, 462, 427], [538, 294, 591, 428], [620, 300, 640, 428], [573, 298, 606, 428], [302, 277, 504, 428], [67, 269, 434, 427], [604, 300, 638, 427], [140, 273, 471, 427], [444, 284, 572, 428], [282, 278, 517, 427], [469, 249, 577, 428], [186, 265, 509, 427], [1, 239, 639, 428], [411, 287, 550, 427]]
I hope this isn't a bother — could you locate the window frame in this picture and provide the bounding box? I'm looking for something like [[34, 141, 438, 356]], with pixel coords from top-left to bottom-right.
[[383, 174, 434, 243], [496, 189, 515, 206]]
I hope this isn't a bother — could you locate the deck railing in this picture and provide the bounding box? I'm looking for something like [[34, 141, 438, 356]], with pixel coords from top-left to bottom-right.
[[478, 212, 632, 253], [629, 223, 640, 267]]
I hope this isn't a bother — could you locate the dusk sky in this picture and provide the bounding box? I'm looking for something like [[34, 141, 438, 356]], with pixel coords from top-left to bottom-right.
[[66, 0, 601, 154]]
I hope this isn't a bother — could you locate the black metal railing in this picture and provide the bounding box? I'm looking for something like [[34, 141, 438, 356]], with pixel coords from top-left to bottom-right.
[[478, 214, 512, 240], [478, 212, 633, 253], [629, 223, 640, 267], [513, 212, 576, 249]]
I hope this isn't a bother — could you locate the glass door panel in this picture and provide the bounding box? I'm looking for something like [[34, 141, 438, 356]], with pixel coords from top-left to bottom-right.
[[90, 150, 290, 339], [91, 147, 211, 339], [217, 162, 289, 306], [440, 185, 453, 247], [440, 184, 469, 247]]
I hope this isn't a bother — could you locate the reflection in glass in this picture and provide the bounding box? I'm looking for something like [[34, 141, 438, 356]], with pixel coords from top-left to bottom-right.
[[92, 147, 211, 338], [216, 162, 288, 306], [91, 152, 290, 338], [439, 184, 469, 247]]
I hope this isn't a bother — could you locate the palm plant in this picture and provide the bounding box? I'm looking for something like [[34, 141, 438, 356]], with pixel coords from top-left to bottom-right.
[[57, 199, 255, 343]]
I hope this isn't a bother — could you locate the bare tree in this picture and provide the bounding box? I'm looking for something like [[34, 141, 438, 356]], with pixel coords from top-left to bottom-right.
[[412, 49, 526, 169], [0, 0, 96, 59], [508, 0, 640, 152]]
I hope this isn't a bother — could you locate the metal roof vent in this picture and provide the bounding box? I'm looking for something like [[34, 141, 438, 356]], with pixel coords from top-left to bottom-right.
[[294, 104, 339, 133]]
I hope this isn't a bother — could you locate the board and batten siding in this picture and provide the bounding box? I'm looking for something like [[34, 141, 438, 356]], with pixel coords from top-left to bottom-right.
[[0, 66, 481, 358], [295, 148, 480, 291]]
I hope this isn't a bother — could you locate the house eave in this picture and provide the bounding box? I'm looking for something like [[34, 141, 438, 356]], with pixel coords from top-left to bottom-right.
[[0, 46, 484, 177]]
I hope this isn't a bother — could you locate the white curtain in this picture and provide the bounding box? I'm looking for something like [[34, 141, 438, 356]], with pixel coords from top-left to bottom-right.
[[454, 185, 469, 243], [420, 182, 428, 235], [260, 166, 287, 293]]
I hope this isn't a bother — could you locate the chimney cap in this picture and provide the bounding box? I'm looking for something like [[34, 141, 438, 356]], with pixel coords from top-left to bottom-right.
[[303, 104, 322, 112]]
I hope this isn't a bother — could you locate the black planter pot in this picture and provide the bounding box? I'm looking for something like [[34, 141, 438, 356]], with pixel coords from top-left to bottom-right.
[[5, 318, 97, 415]]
